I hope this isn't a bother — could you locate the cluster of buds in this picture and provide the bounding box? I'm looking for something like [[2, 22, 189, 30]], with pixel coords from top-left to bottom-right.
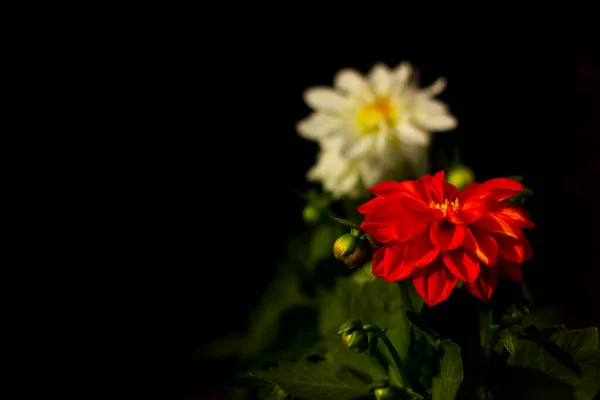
[[333, 229, 371, 268], [337, 319, 383, 356]]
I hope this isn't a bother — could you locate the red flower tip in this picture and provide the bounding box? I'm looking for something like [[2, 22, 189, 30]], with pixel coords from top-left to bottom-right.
[[359, 171, 535, 306]]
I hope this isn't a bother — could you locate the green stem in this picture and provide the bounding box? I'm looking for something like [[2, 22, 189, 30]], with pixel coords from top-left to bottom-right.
[[379, 333, 415, 392], [482, 309, 493, 360]]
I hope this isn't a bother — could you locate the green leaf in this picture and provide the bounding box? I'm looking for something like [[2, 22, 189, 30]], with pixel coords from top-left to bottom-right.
[[350, 261, 377, 287], [330, 216, 361, 230], [352, 279, 424, 364], [318, 277, 360, 336], [241, 270, 313, 360], [252, 361, 373, 400], [499, 329, 519, 355], [431, 340, 464, 400], [310, 334, 388, 382], [507, 327, 600, 399]]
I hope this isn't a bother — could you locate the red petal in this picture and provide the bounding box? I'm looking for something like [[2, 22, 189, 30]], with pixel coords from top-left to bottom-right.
[[432, 170, 446, 195], [464, 266, 498, 301], [497, 259, 523, 282], [466, 178, 523, 202], [495, 235, 526, 263], [357, 196, 396, 218], [372, 243, 414, 282], [401, 232, 440, 268], [441, 248, 480, 282], [387, 261, 416, 282], [411, 258, 458, 306], [442, 183, 458, 200], [397, 216, 430, 242], [458, 182, 481, 203], [471, 213, 522, 239], [399, 196, 433, 214], [429, 220, 466, 251], [416, 174, 442, 204], [495, 204, 535, 228], [458, 199, 495, 224], [360, 200, 414, 243], [445, 205, 465, 224], [462, 227, 498, 266], [368, 180, 418, 199]]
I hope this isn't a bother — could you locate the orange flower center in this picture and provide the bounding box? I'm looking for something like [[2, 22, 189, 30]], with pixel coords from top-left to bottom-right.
[[429, 198, 459, 217], [357, 97, 398, 135]]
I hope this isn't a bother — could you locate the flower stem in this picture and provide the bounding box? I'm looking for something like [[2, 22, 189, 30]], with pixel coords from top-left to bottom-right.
[[379, 332, 415, 392], [482, 309, 494, 360]]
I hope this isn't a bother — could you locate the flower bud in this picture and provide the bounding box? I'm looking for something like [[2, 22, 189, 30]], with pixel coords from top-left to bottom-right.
[[302, 205, 321, 225], [374, 386, 403, 400], [345, 330, 369, 353], [333, 232, 369, 268], [273, 385, 290, 400], [446, 165, 475, 190], [368, 335, 379, 356], [337, 319, 362, 335]]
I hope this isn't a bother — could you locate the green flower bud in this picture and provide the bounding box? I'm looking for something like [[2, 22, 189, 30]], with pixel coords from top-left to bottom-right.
[[333, 232, 369, 268], [446, 165, 475, 190], [273, 385, 291, 400], [374, 386, 404, 400], [346, 330, 369, 353], [368, 335, 379, 356], [337, 319, 362, 335], [302, 205, 321, 225]]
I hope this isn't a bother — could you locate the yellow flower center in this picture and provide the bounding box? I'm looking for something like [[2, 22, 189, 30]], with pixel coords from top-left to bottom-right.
[[429, 198, 459, 217], [357, 97, 398, 135]]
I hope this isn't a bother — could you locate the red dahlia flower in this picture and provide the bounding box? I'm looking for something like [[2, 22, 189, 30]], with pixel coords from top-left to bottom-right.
[[358, 171, 534, 306]]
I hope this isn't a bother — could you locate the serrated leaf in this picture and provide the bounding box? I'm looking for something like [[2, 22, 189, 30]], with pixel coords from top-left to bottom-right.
[[431, 340, 463, 400], [252, 361, 373, 400], [499, 329, 519, 355], [506, 327, 600, 399], [352, 279, 424, 365]]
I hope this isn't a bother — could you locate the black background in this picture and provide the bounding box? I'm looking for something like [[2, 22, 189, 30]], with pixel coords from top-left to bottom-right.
[[172, 16, 600, 398]]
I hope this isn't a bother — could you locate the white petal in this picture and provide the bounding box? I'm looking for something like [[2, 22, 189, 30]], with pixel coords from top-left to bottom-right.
[[391, 62, 412, 94], [368, 63, 392, 97], [374, 129, 389, 154], [303, 87, 354, 114], [416, 98, 448, 113], [421, 77, 447, 97], [307, 151, 339, 181], [320, 135, 346, 151], [296, 113, 343, 140], [360, 158, 384, 188], [336, 170, 361, 197], [413, 110, 457, 131], [341, 136, 373, 159], [334, 68, 375, 103], [396, 122, 431, 146]]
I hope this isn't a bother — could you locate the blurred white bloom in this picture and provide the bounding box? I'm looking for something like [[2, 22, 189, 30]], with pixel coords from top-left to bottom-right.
[[297, 62, 457, 197], [307, 143, 428, 199]]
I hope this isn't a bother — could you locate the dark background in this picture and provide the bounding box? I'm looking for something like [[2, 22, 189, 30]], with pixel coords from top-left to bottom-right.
[[174, 17, 600, 398]]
